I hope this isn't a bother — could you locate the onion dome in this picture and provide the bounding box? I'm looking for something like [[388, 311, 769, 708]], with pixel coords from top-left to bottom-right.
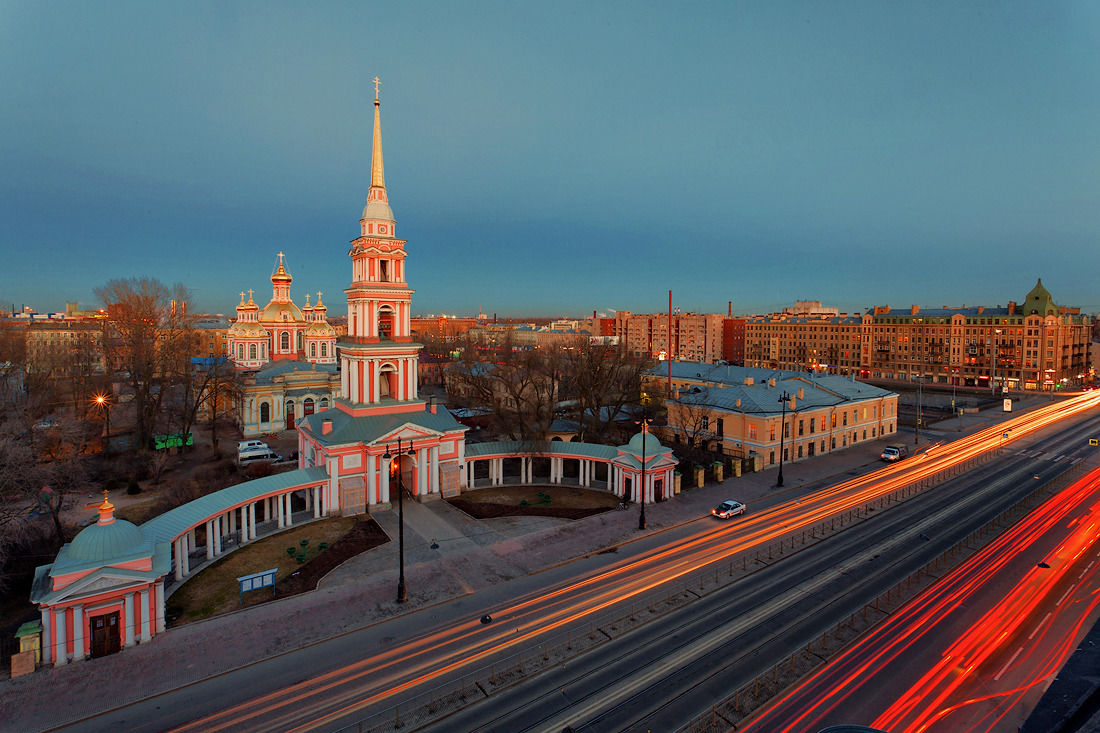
[[302, 293, 315, 318], [66, 492, 146, 563]]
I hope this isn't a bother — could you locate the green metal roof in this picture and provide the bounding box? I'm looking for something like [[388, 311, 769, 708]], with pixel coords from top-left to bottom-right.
[[140, 466, 330, 546], [298, 402, 466, 447]]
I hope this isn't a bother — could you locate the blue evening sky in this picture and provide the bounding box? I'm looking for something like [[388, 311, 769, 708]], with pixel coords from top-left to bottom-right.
[[2, 2, 1098, 318]]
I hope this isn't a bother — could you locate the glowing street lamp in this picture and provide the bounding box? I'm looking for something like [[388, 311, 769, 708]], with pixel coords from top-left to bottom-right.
[[94, 394, 111, 450]]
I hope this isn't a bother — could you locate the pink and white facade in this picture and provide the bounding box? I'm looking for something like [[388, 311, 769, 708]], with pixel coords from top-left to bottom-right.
[[295, 88, 469, 513], [30, 496, 169, 665]]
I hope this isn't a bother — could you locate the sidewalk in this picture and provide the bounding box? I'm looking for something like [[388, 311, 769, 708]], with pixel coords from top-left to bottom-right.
[[0, 406, 1044, 730]]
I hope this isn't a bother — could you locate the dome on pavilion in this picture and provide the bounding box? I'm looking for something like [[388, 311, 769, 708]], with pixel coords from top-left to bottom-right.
[[65, 496, 147, 563]]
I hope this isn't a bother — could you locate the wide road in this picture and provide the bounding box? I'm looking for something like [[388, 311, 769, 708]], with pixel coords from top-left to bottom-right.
[[417, 414, 1100, 733], [54, 394, 1100, 733], [741, 465, 1100, 733]]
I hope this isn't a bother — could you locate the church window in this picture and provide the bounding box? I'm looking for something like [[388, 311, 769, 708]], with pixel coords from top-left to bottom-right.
[[238, 344, 244, 360], [297, 331, 304, 352], [260, 402, 270, 423], [320, 397, 329, 408], [248, 344, 256, 360], [320, 343, 328, 357], [310, 343, 316, 357], [379, 260, 389, 282], [280, 331, 290, 350]]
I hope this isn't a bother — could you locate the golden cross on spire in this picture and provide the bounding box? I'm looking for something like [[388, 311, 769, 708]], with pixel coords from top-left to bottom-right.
[[248, 288, 254, 301], [277, 251, 285, 266], [316, 290, 323, 301], [373, 76, 381, 100]]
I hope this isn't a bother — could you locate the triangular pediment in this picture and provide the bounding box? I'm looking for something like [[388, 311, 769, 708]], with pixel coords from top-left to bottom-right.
[[53, 568, 154, 602], [372, 421, 443, 446]]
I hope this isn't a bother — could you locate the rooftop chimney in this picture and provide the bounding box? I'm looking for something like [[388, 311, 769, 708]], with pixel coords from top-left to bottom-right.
[[322, 419, 333, 435], [910, 305, 919, 315]]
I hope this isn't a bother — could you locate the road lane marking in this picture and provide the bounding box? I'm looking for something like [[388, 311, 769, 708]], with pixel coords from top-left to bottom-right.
[[1028, 612, 1052, 640], [994, 646, 1024, 681], [1056, 585, 1076, 606]]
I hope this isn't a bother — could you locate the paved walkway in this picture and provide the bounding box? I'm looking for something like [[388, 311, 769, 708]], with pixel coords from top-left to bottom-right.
[[0, 399, 1051, 730]]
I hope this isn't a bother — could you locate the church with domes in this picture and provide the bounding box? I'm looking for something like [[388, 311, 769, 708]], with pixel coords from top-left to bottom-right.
[[227, 254, 341, 435]]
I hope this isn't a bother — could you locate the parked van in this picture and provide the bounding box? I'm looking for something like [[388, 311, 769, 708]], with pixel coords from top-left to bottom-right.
[[238, 448, 280, 465], [880, 443, 909, 462], [238, 440, 268, 453]]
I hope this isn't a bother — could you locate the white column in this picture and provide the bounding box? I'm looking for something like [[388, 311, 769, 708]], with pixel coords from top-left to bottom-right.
[[124, 594, 135, 647], [277, 493, 285, 528], [367, 455, 377, 505], [206, 520, 215, 559], [155, 582, 165, 633], [313, 486, 321, 518], [327, 457, 339, 511], [372, 361, 381, 404], [71, 605, 84, 662], [430, 445, 439, 494], [53, 608, 67, 665], [382, 459, 391, 504], [140, 589, 151, 642], [285, 493, 294, 526], [239, 506, 248, 543], [214, 516, 223, 555], [41, 609, 51, 665], [182, 538, 190, 575], [174, 538, 184, 580], [249, 503, 256, 539], [229, 509, 236, 534]]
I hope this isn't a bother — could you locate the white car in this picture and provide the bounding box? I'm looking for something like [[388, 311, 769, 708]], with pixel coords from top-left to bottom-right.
[[712, 500, 747, 519]]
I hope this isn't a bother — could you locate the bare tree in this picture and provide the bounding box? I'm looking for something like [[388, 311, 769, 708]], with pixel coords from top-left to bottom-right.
[[448, 336, 560, 441], [95, 278, 193, 450], [561, 343, 654, 444], [667, 388, 714, 448]]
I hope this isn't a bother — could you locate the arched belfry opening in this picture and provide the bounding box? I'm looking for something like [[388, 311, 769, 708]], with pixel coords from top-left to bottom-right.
[[378, 306, 394, 340]]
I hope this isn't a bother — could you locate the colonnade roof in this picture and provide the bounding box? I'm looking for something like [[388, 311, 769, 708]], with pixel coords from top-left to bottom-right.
[[466, 440, 619, 460], [140, 466, 330, 546]]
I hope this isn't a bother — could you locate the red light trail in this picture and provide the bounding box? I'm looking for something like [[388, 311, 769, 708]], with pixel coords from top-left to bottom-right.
[[741, 466, 1100, 733]]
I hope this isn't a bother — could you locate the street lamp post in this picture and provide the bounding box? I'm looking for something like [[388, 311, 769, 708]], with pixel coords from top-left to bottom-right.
[[776, 391, 791, 488], [636, 418, 651, 530], [951, 368, 958, 413], [992, 329, 1001, 396], [384, 439, 415, 603], [94, 394, 111, 453]]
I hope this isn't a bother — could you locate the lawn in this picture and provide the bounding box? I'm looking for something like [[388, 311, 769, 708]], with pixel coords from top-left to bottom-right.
[[448, 486, 619, 520], [165, 516, 388, 626]]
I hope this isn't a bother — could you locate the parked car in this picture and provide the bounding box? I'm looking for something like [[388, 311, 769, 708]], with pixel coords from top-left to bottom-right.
[[712, 500, 747, 519], [880, 443, 909, 462]]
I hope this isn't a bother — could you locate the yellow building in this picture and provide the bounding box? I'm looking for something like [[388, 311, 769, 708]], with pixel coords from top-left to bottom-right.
[[651, 361, 899, 469]]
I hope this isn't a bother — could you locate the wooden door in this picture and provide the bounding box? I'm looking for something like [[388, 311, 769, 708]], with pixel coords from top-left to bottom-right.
[[90, 612, 121, 658]]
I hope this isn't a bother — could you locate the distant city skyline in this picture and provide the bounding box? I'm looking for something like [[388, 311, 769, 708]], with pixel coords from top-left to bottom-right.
[[3, 3, 1098, 317]]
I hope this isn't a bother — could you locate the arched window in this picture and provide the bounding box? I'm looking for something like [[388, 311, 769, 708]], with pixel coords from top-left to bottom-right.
[[248, 343, 257, 359], [260, 402, 270, 423], [238, 344, 244, 360], [320, 397, 329, 409], [297, 331, 304, 352], [320, 343, 327, 357], [310, 343, 316, 357], [280, 331, 290, 351]]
